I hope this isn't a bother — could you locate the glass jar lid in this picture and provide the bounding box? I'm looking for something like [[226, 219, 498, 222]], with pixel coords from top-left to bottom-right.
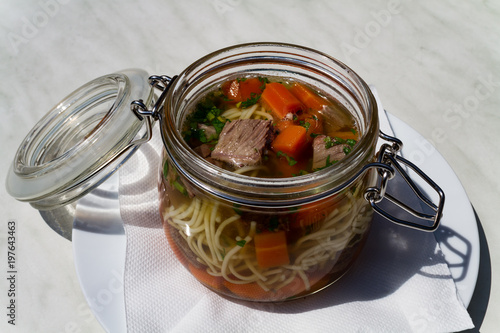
[[6, 69, 151, 210]]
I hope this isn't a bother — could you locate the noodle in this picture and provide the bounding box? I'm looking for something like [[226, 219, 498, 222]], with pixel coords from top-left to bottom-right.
[[164, 185, 372, 296]]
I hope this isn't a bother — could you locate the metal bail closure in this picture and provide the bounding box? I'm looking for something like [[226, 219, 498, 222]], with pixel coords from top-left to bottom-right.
[[364, 131, 445, 231]]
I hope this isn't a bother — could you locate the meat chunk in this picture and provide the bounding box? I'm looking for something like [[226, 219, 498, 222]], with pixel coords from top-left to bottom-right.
[[197, 124, 217, 142], [312, 135, 349, 170], [194, 144, 213, 158], [211, 119, 273, 168]]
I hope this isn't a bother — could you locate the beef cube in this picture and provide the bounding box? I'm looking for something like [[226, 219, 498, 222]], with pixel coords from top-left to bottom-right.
[[312, 135, 349, 170], [211, 119, 272, 168], [194, 144, 213, 158], [197, 124, 217, 142]]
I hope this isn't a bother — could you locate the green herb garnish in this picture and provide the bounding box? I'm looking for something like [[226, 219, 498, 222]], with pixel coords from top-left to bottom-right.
[[240, 93, 261, 108], [233, 204, 243, 215], [268, 216, 279, 231], [236, 240, 246, 247], [276, 151, 297, 166], [299, 120, 311, 131]]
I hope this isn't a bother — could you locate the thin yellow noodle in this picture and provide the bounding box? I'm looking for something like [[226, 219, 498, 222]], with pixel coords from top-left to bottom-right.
[[221, 236, 252, 284], [191, 200, 209, 230], [253, 110, 273, 120], [297, 270, 311, 290], [248, 221, 257, 237], [172, 198, 197, 222], [243, 258, 267, 281], [184, 198, 202, 226], [203, 203, 219, 264], [260, 271, 285, 286], [214, 215, 240, 251], [166, 203, 189, 219], [274, 271, 298, 290], [196, 233, 219, 269], [228, 264, 258, 282], [241, 104, 259, 119], [256, 280, 270, 292], [221, 108, 241, 119]]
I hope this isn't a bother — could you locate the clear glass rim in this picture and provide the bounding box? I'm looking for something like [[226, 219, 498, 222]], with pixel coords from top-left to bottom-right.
[[161, 42, 379, 205]]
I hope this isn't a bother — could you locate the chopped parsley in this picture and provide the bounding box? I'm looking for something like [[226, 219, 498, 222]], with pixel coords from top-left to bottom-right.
[[314, 155, 338, 171], [182, 95, 228, 142], [233, 204, 243, 215], [299, 120, 311, 131], [324, 136, 357, 150], [276, 151, 297, 166], [236, 240, 246, 247], [324, 136, 335, 149], [240, 92, 261, 108], [268, 216, 279, 231], [292, 170, 309, 177]]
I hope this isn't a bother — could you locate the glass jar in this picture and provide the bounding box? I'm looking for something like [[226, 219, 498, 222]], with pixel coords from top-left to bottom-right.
[[155, 43, 421, 301], [6, 42, 444, 302]]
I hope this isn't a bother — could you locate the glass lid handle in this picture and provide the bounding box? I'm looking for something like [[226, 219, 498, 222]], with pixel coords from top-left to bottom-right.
[[364, 131, 445, 232]]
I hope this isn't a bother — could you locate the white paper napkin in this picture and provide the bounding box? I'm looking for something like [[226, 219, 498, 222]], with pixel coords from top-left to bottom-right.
[[119, 122, 474, 333]]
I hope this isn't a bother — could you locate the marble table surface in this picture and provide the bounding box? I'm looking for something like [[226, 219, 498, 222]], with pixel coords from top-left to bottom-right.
[[1, 0, 498, 332]]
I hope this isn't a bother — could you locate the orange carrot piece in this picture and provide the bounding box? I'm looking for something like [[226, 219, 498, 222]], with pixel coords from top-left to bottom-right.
[[286, 196, 341, 243], [254, 230, 290, 268], [271, 125, 308, 160], [289, 82, 328, 111], [164, 224, 188, 267], [274, 273, 328, 299], [188, 263, 223, 291], [223, 281, 270, 300], [261, 82, 302, 118], [239, 78, 264, 101], [222, 78, 264, 103]]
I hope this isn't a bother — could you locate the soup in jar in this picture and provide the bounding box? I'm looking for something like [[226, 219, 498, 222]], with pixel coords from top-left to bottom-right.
[[159, 76, 374, 301]]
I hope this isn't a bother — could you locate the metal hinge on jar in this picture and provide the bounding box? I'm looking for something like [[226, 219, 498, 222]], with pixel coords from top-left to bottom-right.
[[365, 131, 445, 232], [130, 75, 177, 141]]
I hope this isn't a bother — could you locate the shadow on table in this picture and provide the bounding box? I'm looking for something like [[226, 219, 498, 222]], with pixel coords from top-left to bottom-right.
[[233, 171, 478, 317], [457, 208, 491, 333]]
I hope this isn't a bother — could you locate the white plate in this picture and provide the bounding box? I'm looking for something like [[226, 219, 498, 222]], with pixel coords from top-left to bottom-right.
[[72, 113, 479, 332]]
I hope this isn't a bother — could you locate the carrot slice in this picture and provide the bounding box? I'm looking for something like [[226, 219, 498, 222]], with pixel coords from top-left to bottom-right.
[[223, 281, 270, 300], [222, 78, 264, 103], [164, 224, 188, 267], [271, 125, 308, 160], [254, 230, 290, 268], [275, 273, 329, 299], [261, 82, 302, 118], [288, 196, 339, 241], [188, 263, 223, 291], [289, 82, 328, 111]]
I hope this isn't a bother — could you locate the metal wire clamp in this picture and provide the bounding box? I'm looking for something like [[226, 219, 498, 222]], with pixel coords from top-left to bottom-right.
[[365, 131, 445, 231]]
